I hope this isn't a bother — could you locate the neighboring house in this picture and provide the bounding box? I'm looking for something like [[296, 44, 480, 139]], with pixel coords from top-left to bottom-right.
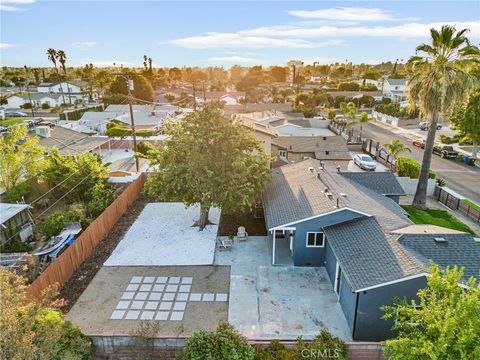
[[236, 114, 278, 161], [79, 105, 178, 135], [0, 203, 33, 244], [107, 157, 149, 183], [245, 102, 293, 112], [383, 79, 407, 102], [272, 136, 352, 168], [196, 91, 245, 105], [263, 159, 480, 341], [5, 94, 63, 109], [37, 80, 97, 103], [35, 125, 109, 155], [339, 172, 406, 203]]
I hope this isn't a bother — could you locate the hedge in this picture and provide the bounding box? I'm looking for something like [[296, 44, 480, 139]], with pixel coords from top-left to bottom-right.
[[59, 105, 103, 120], [105, 125, 155, 138], [396, 157, 436, 179]]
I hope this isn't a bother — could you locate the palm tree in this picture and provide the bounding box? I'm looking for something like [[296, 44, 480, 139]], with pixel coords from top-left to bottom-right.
[[384, 139, 412, 158], [57, 50, 71, 104], [46, 48, 66, 104], [358, 111, 370, 139], [408, 25, 479, 209]]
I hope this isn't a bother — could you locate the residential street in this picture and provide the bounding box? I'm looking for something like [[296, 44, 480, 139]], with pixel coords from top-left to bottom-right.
[[354, 122, 480, 204]]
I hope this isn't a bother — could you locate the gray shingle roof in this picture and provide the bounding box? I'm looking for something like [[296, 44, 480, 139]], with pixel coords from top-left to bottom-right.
[[386, 79, 406, 86], [263, 159, 411, 230], [324, 217, 425, 291], [399, 233, 480, 280], [340, 172, 406, 196]]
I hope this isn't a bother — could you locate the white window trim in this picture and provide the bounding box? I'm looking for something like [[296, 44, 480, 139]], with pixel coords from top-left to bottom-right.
[[279, 150, 287, 159], [306, 232, 325, 248]]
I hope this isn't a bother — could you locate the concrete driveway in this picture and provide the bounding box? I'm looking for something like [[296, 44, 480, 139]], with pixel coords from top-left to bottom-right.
[[214, 236, 352, 341]]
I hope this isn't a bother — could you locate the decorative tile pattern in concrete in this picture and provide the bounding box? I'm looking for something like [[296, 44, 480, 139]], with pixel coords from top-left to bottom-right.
[[110, 275, 228, 321]]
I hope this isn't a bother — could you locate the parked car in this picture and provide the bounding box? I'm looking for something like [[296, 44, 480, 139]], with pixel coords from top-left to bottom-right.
[[432, 145, 459, 159], [5, 111, 28, 118], [23, 120, 34, 128], [413, 139, 426, 149], [419, 122, 442, 131], [353, 154, 377, 171], [0, 126, 8, 133]]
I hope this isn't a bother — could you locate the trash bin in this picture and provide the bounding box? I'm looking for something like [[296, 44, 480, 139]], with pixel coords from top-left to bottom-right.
[[462, 154, 469, 164], [467, 157, 476, 166]]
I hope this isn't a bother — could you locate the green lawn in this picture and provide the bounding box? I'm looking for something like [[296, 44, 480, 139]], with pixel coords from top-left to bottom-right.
[[401, 205, 477, 236], [463, 199, 480, 212], [0, 117, 32, 126]]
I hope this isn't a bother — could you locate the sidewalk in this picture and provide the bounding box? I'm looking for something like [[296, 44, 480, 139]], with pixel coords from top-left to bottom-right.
[[400, 195, 480, 236]]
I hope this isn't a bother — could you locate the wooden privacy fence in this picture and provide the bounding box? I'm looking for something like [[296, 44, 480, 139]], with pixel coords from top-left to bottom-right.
[[27, 174, 146, 298]]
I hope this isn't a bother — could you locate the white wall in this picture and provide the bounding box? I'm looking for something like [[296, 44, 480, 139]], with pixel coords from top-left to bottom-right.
[[5, 96, 25, 109], [396, 176, 436, 196]]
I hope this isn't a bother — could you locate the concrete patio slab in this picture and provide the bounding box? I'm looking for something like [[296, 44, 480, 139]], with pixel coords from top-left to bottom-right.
[[215, 236, 352, 341], [67, 266, 229, 337]]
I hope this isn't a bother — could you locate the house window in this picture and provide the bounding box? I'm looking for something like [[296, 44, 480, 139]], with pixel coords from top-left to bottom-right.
[[306, 232, 324, 247], [279, 150, 287, 159]]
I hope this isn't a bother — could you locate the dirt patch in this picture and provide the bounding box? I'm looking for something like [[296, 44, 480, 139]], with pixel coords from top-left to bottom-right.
[[59, 195, 151, 313], [218, 207, 267, 236]]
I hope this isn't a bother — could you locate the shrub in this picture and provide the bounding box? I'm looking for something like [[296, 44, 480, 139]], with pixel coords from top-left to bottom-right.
[[0, 269, 93, 359], [254, 340, 294, 360], [59, 105, 103, 120], [396, 157, 436, 179], [3, 180, 33, 203], [295, 330, 348, 360], [0, 238, 31, 253], [338, 81, 360, 91], [41, 103, 50, 109], [41, 204, 87, 238], [439, 134, 460, 144], [86, 183, 115, 218], [22, 102, 33, 109], [184, 323, 254, 360], [459, 135, 473, 146], [136, 141, 155, 157]]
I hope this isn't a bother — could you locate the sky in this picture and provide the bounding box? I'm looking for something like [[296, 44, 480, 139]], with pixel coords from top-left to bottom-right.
[[1, 0, 479, 68]]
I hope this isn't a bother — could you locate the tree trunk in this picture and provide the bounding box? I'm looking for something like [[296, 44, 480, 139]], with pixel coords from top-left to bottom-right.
[[472, 142, 478, 159], [412, 115, 438, 210], [195, 204, 210, 231]]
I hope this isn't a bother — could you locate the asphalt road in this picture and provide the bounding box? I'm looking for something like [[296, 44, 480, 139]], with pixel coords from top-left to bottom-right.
[[353, 122, 480, 204]]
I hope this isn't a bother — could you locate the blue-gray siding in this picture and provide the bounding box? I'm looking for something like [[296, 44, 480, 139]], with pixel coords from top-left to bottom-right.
[[324, 240, 337, 287], [339, 271, 356, 332], [291, 210, 364, 266], [354, 276, 427, 341]]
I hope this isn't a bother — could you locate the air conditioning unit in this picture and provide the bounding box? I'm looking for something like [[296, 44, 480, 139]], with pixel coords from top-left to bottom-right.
[[35, 126, 51, 138]]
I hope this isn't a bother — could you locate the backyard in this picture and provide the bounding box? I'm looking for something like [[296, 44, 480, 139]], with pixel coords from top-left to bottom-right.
[[0, 117, 32, 126], [401, 205, 477, 236]]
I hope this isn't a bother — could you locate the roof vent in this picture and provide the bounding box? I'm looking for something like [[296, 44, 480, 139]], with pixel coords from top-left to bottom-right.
[[323, 136, 327, 140], [325, 150, 330, 155], [308, 167, 314, 173], [340, 193, 347, 197], [434, 237, 447, 243]]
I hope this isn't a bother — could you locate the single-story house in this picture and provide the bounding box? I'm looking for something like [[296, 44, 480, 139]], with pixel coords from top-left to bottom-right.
[[236, 114, 278, 164], [36, 125, 110, 156], [0, 203, 33, 243], [5, 94, 64, 109], [245, 102, 293, 112], [37, 80, 97, 103], [339, 172, 406, 203], [272, 136, 352, 168], [263, 159, 480, 341]]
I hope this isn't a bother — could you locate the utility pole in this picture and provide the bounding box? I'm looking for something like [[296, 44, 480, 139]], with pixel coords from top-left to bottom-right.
[[127, 78, 140, 172]]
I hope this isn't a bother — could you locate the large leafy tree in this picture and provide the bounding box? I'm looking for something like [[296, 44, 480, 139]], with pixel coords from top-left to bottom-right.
[[0, 126, 45, 191], [407, 25, 479, 209], [42, 148, 110, 203], [382, 264, 480, 360], [0, 269, 93, 360], [108, 74, 154, 102], [145, 105, 271, 230], [449, 90, 480, 158]]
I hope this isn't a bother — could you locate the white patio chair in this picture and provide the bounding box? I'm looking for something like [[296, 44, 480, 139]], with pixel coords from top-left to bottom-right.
[[237, 226, 248, 241], [217, 237, 233, 251]]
